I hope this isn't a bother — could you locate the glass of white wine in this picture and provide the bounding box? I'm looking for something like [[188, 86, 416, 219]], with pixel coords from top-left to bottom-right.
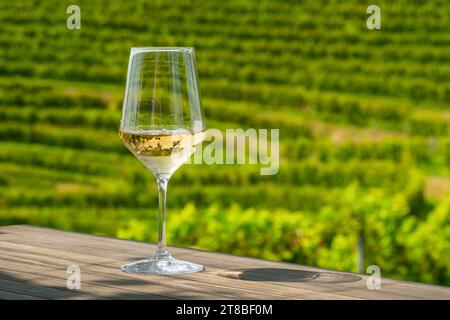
[[119, 47, 206, 275]]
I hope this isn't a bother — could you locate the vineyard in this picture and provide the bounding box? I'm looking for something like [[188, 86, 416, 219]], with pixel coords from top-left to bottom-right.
[[0, 0, 449, 285]]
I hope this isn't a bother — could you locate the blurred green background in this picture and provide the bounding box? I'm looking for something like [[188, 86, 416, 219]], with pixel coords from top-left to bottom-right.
[[0, 0, 449, 286]]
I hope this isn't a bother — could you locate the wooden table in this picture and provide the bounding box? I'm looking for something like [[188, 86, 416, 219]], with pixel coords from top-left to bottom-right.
[[0, 225, 449, 300]]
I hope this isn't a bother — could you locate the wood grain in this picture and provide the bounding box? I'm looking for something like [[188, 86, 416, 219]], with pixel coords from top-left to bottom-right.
[[0, 225, 448, 300]]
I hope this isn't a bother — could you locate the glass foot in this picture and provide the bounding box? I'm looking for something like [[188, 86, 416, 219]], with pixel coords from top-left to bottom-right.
[[121, 256, 204, 275]]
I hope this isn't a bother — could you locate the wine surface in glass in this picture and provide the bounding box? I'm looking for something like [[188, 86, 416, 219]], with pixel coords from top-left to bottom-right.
[[119, 129, 205, 176]]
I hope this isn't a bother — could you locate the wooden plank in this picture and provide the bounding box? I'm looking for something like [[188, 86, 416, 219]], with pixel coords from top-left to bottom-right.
[[0, 225, 440, 300], [0, 277, 95, 300], [0, 244, 352, 299], [0, 257, 285, 300], [0, 226, 366, 298], [0, 228, 440, 300], [0, 225, 449, 300], [0, 289, 45, 300], [0, 260, 174, 300], [0, 232, 369, 299]]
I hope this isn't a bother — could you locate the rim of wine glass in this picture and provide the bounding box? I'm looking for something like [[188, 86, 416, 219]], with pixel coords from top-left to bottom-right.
[[131, 47, 194, 54]]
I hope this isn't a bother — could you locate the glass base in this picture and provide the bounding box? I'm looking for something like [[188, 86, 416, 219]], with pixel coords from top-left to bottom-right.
[[121, 256, 204, 275]]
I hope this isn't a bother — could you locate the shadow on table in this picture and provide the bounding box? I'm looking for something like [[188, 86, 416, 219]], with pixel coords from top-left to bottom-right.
[[0, 269, 85, 299], [0, 269, 173, 300], [218, 268, 362, 283]]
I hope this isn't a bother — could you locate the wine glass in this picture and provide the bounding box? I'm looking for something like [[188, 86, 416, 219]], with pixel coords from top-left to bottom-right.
[[119, 47, 206, 275]]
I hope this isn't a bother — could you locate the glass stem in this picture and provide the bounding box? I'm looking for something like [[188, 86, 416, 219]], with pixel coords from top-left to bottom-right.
[[155, 176, 170, 259]]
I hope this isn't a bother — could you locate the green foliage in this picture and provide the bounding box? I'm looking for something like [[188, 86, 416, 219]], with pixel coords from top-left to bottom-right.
[[116, 184, 423, 281], [402, 197, 450, 284]]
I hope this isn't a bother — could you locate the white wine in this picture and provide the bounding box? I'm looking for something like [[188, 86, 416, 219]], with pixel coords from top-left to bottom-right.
[[120, 129, 205, 176]]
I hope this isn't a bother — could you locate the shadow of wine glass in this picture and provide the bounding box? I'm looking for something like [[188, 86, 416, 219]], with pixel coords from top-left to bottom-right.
[[218, 268, 362, 283]]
